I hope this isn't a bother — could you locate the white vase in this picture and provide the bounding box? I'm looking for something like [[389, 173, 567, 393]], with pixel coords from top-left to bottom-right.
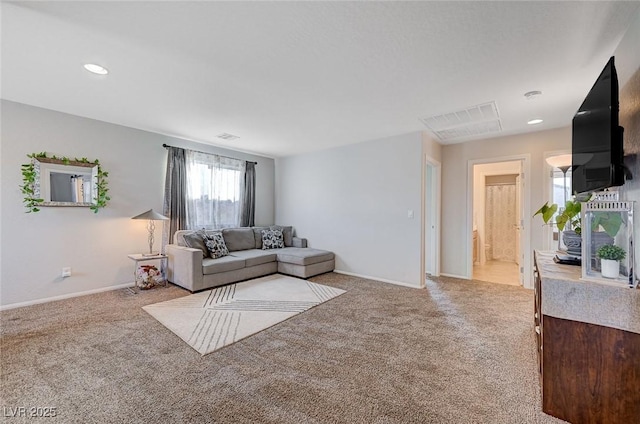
[[601, 259, 620, 279]]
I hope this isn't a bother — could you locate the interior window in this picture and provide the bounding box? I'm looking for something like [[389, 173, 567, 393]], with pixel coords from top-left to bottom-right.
[[550, 167, 572, 240]]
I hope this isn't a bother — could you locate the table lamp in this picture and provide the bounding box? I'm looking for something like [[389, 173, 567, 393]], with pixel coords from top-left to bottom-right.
[[132, 209, 169, 256]]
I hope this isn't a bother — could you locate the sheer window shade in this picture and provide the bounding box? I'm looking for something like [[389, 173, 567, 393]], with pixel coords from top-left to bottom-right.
[[185, 151, 246, 230]]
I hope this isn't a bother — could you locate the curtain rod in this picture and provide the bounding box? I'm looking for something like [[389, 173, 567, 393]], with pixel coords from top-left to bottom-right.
[[162, 144, 257, 165]]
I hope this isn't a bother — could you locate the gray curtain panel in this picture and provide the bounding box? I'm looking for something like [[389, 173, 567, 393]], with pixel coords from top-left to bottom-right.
[[241, 161, 256, 227], [162, 146, 187, 250]]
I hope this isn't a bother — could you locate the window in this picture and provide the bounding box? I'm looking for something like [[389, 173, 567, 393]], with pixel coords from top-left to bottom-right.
[[185, 151, 245, 229], [552, 167, 572, 207], [550, 167, 572, 242]]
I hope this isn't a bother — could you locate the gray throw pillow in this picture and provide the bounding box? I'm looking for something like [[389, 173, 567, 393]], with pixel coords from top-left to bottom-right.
[[261, 229, 284, 250], [270, 225, 293, 247], [203, 232, 230, 259], [183, 231, 208, 259], [252, 227, 269, 249]]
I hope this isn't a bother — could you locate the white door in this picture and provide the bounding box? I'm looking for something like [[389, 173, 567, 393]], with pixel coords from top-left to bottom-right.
[[515, 174, 521, 265], [424, 158, 440, 277], [425, 164, 434, 274], [516, 170, 524, 284]]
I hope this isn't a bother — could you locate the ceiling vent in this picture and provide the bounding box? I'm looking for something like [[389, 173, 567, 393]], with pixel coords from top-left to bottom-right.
[[420, 101, 502, 142], [216, 133, 240, 141]]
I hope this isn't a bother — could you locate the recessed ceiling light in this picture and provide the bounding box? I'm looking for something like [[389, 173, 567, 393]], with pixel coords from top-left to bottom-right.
[[528, 118, 543, 125], [83, 63, 108, 75]]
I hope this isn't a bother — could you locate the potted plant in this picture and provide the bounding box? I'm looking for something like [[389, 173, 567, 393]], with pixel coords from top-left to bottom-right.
[[596, 244, 625, 278], [534, 193, 623, 256], [534, 199, 582, 255]]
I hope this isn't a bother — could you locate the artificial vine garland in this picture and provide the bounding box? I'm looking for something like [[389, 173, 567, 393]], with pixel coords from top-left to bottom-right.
[[21, 152, 110, 213], [20, 153, 43, 213]]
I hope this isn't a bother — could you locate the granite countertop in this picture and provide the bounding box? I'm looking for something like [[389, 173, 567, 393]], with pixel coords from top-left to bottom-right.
[[536, 250, 640, 335]]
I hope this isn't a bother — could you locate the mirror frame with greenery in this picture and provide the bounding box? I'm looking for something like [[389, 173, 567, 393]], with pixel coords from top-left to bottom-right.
[[21, 152, 110, 213]]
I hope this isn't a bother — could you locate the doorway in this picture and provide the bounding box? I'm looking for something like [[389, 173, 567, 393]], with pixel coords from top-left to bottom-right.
[[423, 156, 441, 281], [472, 160, 523, 286]]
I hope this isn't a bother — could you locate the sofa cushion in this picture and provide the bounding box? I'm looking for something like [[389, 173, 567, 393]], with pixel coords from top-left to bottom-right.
[[275, 247, 335, 266], [271, 225, 293, 247], [173, 230, 194, 247], [202, 255, 246, 274], [203, 232, 230, 259], [222, 228, 256, 251], [229, 249, 277, 267], [183, 231, 208, 258], [252, 226, 269, 249], [262, 229, 285, 249]]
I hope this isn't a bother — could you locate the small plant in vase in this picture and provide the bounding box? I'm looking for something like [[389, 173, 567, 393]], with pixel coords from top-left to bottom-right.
[[596, 244, 626, 279], [534, 199, 582, 255], [534, 192, 624, 257]]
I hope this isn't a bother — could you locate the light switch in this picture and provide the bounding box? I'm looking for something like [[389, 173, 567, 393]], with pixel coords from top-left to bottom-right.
[[408, 209, 414, 219]]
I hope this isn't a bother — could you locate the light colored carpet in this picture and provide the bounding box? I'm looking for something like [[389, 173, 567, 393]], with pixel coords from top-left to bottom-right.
[[0, 273, 567, 423], [143, 274, 345, 355]]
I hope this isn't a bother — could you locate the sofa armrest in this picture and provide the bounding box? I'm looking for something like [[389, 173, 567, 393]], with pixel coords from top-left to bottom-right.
[[292, 237, 307, 248], [166, 244, 203, 291]]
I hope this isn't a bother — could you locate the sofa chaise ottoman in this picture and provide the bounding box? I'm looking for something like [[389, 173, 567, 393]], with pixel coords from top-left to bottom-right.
[[165, 226, 335, 292]]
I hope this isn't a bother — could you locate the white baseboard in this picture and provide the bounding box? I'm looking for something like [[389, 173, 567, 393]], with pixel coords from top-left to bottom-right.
[[334, 270, 422, 289], [438, 272, 471, 280], [0, 282, 135, 311]]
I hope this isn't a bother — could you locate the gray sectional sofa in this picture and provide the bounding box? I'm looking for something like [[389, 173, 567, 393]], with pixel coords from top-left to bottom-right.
[[165, 226, 335, 292]]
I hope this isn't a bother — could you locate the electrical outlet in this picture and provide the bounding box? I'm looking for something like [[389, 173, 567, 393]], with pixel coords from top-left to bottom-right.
[[61, 267, 72, 278]]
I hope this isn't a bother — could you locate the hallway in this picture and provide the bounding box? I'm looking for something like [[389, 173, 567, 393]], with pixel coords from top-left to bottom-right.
[[473, 260, 520, 286]]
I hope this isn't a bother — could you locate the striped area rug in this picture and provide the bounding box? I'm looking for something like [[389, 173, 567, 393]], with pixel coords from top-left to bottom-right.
[[143, 274, 346, 355]]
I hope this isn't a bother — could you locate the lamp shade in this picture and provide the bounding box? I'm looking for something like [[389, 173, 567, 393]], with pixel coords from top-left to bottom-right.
[[545, 154, 572, 169], [132, 209, 168, 220]]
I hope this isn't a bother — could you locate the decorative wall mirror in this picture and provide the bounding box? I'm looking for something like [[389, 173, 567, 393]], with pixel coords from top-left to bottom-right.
[[21, 152, 109, 213], [36, 158, 98, 206]]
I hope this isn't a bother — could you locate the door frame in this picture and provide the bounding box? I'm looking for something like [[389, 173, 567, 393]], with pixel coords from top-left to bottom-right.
[[467, 154, 532, 288], [474, 162, 521, 266], [421, 154, 441, 288]]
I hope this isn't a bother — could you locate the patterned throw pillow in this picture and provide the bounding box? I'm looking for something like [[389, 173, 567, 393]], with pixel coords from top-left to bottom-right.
[[261, 229, 284, 250], [203, 232, 229, 259], [270, 225, 293, 247]]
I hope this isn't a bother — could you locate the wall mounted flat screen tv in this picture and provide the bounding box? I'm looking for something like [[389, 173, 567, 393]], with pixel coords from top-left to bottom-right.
[[572, 56, 625, 194]]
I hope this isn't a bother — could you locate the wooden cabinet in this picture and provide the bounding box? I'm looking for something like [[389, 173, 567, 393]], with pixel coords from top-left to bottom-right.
[[542, 316, 640, 423], [533, 261, 542, 379], [534, 252, 640, 423]]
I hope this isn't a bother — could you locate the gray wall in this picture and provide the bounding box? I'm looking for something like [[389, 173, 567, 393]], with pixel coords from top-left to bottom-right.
[[275, 132, 425, 287], [0, 100, 275, 307], [615, 9, 640, 273], [441, 126, 572, 280]]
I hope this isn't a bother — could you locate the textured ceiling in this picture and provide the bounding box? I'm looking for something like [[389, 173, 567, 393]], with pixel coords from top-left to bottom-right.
[[2, 1, 639, 157]]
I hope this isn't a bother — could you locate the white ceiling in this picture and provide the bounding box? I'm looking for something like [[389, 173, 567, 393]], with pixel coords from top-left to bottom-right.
[[2, 1, 639, 158]]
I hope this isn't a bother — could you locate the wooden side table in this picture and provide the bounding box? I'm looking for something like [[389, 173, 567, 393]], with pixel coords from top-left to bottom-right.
[[127, 253, 168, 293]]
